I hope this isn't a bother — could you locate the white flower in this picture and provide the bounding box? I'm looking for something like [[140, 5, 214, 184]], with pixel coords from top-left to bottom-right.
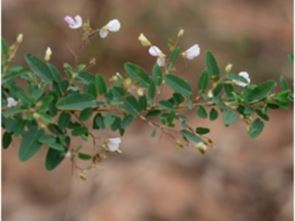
[[7, 97, 18, 108], [44, 47, 52, 61], [64, 15, 83, 29], [99, 19, 121, 38], [138, 33, 151, 47], [234, 71, 251, 87], [182, 44, 200, 60], [148, 46, 166, 67], [107, 137, 122, 152]]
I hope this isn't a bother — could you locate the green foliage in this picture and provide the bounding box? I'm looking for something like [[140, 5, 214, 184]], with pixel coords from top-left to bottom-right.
[[1, 33, 292, 172]]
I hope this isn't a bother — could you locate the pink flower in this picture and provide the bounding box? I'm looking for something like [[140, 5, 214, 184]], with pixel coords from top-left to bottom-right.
[[64, 15, 83, 29], [182, 44, 200, 60], [148, 46, 166, 67], [99, 19, 121, 38]]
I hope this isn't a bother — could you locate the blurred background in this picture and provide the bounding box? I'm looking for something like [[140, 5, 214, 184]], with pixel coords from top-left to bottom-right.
[[2, 0, 293, 221]]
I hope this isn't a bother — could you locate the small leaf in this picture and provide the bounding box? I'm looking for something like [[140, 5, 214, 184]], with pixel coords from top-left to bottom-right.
[[197, 106, 207, 119], [195, 127, 210, 135], [206, 51, 219, 79], [57, 93, 97, 110], [122, 95, 140, 116], [58, 112, 71, 130], [248, 118, 264, 139], [78, 152, 92, 160], [226, 73, 249, 84], [209, 108, 218, 121], [223, 110, 237, 126], [168, 47, 180, 65], [181, 129, 203, 143], [79, 108, 93, 121], [164, 74, 192, 97], [19, 126, 44, 161], [152, 64, 163, 85], [25, 54, 54, 83], [243, 80, 276, 103], [3, 132, 12, 149], [198, 70, 209, 93], [124, 63, 151, 87], [95, 75, 107, 95], [45, 148, 65, 171], [279, 75, 289, 91]]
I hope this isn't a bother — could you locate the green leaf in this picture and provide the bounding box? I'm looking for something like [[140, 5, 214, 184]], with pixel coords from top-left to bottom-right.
[[243, 80, 277, 103], [93, 113, 105, 129], [25, 54, 54, 84], [168, 47, 180, 65], [78, 152, 92, 160], [19, 126, 44, 161], [122, 95, 140, 116], [226, 73, 249, 84], [195, 127, 210, 135], [45, 148, 65, 171], [279, 75, 289, 91], [58, 112, 71, 130], [2, 38, 8, 61], [209, 108, 218, 121], [198, 70, 209, 93], [152, 64, 163, 85], [248, 118, 264, 139], [57, 93, 97, 110], [197, 106, 207, 119], [223, 110, 237, 126], [124, 63, 151, 87], [206, 51, 219, 79], [164, 74, 192, 97], [79, 108, 93, 121], [72, 126, 88, 136], [3, 132, 12, 149], [181, 129, 203, 143], [95, 75, 107, 95], [39, 134, 64, 151]]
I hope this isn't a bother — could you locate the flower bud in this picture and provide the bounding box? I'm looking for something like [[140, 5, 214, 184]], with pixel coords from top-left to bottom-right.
[[16, 33, 23, 44], [177, 29, 184, 37], [195, 142, 207, 154], [136, 88, 145, 96], [225, 64, 233, 73], [44, 47, 52, 61], [138, 33, 151, 47]]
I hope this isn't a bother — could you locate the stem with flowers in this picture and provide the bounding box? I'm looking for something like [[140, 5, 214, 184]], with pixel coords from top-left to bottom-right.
[[1, 14, 293, 178]]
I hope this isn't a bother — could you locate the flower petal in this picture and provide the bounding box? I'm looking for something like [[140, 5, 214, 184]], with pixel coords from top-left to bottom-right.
[[99, 29, 109, 38], [234, 71, 251, 87], [106, 19, 121, 32], [157, 56, 166, 67], [7, 97, 18, 107], [183, 44, 200, 60], [148, 46, 163, 57], [65, 15, 83, 29]]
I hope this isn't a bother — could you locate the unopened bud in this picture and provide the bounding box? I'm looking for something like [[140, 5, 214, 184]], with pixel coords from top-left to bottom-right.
[[112, 72, 122, 81], [136, 88, 145, 96], [16, 33, 23, 44], [195, 142, 207, 154], [207, 90, 213, 98], [177, 29, 184, 38], [225, 63, 233, 73], [138, 33, 151, 47], [44, 47, 52, 61]]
